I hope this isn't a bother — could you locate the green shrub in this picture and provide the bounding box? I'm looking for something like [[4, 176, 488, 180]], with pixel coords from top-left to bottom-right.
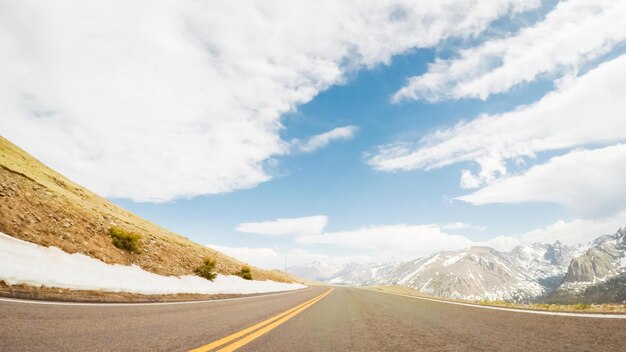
[[572, 303, 591, 310], [109, 227, 142, 253], [194, 258, 217, 281], [237, 265, 253, 280]]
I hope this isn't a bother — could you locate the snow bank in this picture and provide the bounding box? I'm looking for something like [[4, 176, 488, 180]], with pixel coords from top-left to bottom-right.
[[0, 233, 306, 295]]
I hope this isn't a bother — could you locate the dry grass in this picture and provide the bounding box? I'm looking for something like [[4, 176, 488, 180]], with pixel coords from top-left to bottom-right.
[[0, 135, 299, 283], [367, 286, 626, 314]]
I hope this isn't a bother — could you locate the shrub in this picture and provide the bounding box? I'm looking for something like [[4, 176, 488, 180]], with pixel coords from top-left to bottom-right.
[[109, 227, 142, 253], [194, 258, 217, 281], [572, 303, 591, 311], [237, 265, 253, 280]]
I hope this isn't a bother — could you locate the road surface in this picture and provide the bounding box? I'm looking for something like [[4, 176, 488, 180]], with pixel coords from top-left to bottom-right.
[[1, 286, 625, 351]]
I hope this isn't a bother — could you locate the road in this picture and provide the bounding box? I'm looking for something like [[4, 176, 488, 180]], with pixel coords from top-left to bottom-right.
[[1, 286, 625, 351]]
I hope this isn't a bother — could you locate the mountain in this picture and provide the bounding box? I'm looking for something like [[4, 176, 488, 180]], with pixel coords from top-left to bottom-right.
[[287, 261, 400, 285], [294, 227, 626, 303], [0, 136, 295, 283], [327, 262, 400, 285], [287, 260, 344, 282], [382, 243, 582, 302], [290, 227, 626, 303], [292, 240, 602, 302], [508, 241, 584, 291], [547, 227, 626, 303]]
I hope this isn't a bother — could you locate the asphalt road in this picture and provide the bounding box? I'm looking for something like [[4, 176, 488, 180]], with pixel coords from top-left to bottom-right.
[[2, 286, 625, 352], [0, 287, 326, 351]]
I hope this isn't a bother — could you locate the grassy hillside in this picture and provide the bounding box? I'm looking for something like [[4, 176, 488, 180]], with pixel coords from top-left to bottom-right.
[[0, 135, 297, 283]]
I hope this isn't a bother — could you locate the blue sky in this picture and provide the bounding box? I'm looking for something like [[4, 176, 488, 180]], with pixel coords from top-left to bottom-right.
[[114, 48, 564, 246], [3, 0, 626, 269]]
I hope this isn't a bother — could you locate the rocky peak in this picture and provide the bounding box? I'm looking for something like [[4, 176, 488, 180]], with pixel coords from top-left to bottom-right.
[[561, 225, 626, 286]]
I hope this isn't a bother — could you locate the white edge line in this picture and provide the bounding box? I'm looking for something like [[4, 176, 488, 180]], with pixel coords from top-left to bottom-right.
[[368, 288, 626, 319], [0, 286, 312, 307]]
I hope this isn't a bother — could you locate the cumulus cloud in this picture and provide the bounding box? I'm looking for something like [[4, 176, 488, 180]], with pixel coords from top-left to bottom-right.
[[207, 244, 369, 270], [393, 0, 626, 102], [442, 222, 486, 231], [0, 0, 537, 202], [219, 213, 626, 269], [369, 54, 626, 190], [297, 224, 478, 260], [231, 212, 624, 265], [205, 245, 281, 270], [460, 169, 482, 189], [476, 236, 521, 252], [236, 215, 328, 236], [235, 213, 521, 261], [519, 212, 626, 245], [458, 145, 626, 216], [295, 125, 357, 153]]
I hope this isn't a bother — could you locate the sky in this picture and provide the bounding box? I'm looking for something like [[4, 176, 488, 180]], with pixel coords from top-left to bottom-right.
[[2, 0, 626, 270]]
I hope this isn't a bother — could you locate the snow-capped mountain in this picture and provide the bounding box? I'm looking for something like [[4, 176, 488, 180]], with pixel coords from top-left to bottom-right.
[[286, 260, 343, 282], [290, 227, 626, 303], [290, 243, 580, 301], [381, 243, 580, 302], [553, 227, 626, 295], [508, 241, 586, 290], [287, 261, 399, 284], [327, 262, 400, 285]]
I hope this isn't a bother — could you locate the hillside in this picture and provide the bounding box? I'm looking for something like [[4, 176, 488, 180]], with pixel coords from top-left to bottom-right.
[[0, 136, 295, 284]]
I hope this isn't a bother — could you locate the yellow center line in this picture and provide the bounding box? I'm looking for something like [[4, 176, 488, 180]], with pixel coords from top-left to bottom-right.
[[190, 288, 333, 352], [216, 288, 332, 352]]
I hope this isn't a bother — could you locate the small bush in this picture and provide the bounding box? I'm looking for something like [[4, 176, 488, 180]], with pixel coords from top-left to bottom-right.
[[237, 265, 253, 280], [194, 258, 217, 281], [572, 303, 591, 311], [109, 227, 142, 253]]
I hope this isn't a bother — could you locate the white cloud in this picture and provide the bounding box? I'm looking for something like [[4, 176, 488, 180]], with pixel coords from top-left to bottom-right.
[[228, 212, 626, 266], [296, 125, 357, 153], [369, 54, 626, 190], [292, 217, 626, 262], [214, 214, 626, 269], [297, 224, 477, 260], [206, 245, 281, 270], [519, 212, 626, 245], [477, 236, 521, 252], [234, 214, 515, 261], [393, 0, 626, 102], [442, 222, 486, 231], [458, 145, 626, 216], [460, 169, 482, 189], [207, 244, 369, 270], [0, 0, 538, 202], [236, 215, 328, 236]]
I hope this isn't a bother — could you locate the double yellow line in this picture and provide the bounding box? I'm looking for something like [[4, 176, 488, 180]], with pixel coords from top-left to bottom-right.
[[190, 288, 333, 352]]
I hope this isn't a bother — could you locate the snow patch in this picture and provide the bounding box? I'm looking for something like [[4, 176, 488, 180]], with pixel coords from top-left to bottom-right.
[[398, 254, 440, 285], [620, 255, 626, 269], [442, 252, 465, 267], [0, 233, 305, 295]]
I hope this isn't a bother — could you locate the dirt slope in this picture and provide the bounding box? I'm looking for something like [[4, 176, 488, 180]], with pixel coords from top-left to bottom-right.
[[0, 135, 298, 283]]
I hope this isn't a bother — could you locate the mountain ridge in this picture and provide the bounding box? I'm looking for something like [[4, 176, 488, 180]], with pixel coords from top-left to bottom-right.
[[290, 228, 626, 303]]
